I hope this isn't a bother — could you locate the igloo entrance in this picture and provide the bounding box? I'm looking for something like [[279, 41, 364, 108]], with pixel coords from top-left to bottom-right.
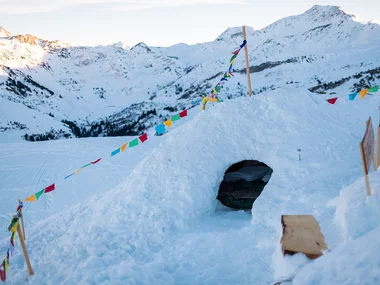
[[217, 160, 273, 210]]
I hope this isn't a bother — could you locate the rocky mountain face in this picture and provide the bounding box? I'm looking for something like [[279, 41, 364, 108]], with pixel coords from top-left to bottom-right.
[[0, 5, 379, 142]]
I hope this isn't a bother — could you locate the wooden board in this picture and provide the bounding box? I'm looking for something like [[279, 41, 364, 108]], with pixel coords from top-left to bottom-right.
[[280, 215, 327, 259], [361, 117, 375, 174]]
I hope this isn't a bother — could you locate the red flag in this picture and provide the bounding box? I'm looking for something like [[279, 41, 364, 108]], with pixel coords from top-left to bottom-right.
[[0, 268, 6, 282], [91, 158, 102, 164], [232, 48, 241, 55], [44, 183, 55, 193], [327, 97, 338, 104], [179, 110, 188, 118], [16, 205, 22, 212], [139, 133, 148, 143]]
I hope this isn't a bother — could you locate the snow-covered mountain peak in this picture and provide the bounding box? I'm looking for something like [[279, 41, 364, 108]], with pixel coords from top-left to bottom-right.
[[305, 5, 354, 22], [130, 42, 152, 53]]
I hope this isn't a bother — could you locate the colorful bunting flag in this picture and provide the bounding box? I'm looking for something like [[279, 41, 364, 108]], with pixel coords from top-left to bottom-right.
[[24, 194, 36, 202], [349, 93, 358, 100], [139, 133, 148, 143], [360, 89, 368, 99], [44, 183, 55, 193], [81, 163, 92, 169], [171, 114, 180, 121], [91, 158, 102, 164], [155, 124, 166, 135], [35, 189, 45, 200], [74, 169, 82, 175], [179, 110, 188, 118], [327, 97, 338, 104], [64, 173, 74, 180], [111, 148, 120, 157], [120, 143, 128, 152], [240, 40, 247, 48], [369, 86, 379, 92], [164, 119, 173, 128], [232, 48, 241, 55], [129, 138, 139, 147], [0, 266, 5, 282]]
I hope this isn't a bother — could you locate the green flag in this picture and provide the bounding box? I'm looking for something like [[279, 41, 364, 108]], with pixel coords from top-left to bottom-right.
[[129, 138, 139, 147], [172, 114, 180, 121], [81, 163, 92, 168], [229, 54, 237, 63], [215, 86, 222, 92], [369, 86, 379, 92], [35, 189, 45, 200]]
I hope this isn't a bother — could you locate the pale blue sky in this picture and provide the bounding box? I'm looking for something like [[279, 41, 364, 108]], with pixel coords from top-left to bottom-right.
[[0, 0, 378, 47]]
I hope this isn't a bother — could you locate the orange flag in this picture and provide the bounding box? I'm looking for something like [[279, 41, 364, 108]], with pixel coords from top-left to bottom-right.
[[360, 89, 368, 99], [120, 143, 128, 152], [24, 194, 36, 202], [164, 119, 173, 128]]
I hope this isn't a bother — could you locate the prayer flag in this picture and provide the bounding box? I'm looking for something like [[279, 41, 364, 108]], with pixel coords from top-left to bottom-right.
[[164, 119, 173, 128], [155, 124, 166, 135], [120, 143, 128, 152], [179, 110, 188, 118], [360, 89, 368, 99], [232, 48, 241, 55], [111, 148, 120, 157], [74, 169, 82, 175], [327, 97, 338, 104], [81, 163, 92, 169], [35, 189, 45, 200], [129, 138, 139, 147], [172, 114, 180, 121], [44, 183, 55, 193], [25, 194, 36, 202], [369, 86, 379, 92], [349, 93, 358, 100], [64, 173, 74, 180], [91, 158, 102, 164], [240, 40, 247, 48], [0, 267, 5, 282], [139, 133, 148, 143]]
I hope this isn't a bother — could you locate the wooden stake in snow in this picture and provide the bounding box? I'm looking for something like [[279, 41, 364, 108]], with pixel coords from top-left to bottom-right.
[[242, 26, 252, 97], [14, 216, 34, 276], [360, 117, 375, 196], [375, 106, 380, 170], [18, 199, 26, 241]]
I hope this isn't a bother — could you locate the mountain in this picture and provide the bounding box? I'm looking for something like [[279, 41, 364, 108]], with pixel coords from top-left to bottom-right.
[[0, 5, 379, 142]]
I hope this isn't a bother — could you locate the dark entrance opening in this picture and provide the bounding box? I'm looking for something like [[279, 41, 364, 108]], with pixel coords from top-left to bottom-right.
[[217, 160, 273, 210]]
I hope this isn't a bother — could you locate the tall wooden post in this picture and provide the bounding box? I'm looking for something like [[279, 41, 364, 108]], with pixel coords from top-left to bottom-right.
[[18, 199, 26, 241], [15, 219, 34, 276], [242, 26, 252, 97]]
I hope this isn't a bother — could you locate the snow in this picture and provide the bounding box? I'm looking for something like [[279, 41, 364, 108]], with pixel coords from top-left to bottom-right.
[[1, 4, 380, 284], [1, 86, 380, 284]]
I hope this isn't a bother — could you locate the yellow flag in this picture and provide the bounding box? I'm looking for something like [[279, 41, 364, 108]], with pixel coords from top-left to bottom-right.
[[24, 194, 36, 202], [120, 143, 128, 152], [210, 98, 218, 102], [360, 89, 368, 99], [230, 58, 236, 65], [74, 169, 82, 175], [164, 119, 173, 128], [10, 220, 19, 233]]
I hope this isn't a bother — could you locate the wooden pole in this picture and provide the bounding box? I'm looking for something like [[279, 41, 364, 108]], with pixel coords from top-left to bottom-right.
[[18, 199, 26, 241], [16, 219, 34, 276], [242, 26, 252, 97], [360, 142, 372, 196]]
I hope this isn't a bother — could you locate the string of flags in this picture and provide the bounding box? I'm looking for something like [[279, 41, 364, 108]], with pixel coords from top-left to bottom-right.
[[326, 86, 379, 104], [0, 204, 22, 282], [22, 107, 190, 203], [201, 40, 247, 110]]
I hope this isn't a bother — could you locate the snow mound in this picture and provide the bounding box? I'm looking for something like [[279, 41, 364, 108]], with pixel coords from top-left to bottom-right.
[[293, 172, 380, 284], [6, 87, 380, 284]]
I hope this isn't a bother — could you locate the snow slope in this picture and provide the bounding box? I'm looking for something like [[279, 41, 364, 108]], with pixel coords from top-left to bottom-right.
[[2, 87, 380, 284]]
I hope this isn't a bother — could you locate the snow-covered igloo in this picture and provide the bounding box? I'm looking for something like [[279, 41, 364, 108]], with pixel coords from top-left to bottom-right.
[[217, 160, 273, 209]]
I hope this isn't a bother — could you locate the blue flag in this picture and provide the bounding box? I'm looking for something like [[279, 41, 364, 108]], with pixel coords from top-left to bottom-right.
[[111, 148, 120, 157], [155, 124, 166, 136], [349, 93, 358, 101]]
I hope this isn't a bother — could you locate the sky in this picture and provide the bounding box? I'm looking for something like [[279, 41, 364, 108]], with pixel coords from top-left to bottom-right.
[[0, 0, 378, 47]]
